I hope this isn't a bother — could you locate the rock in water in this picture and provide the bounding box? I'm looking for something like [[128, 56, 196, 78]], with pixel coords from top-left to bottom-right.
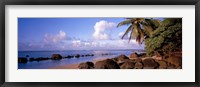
[[142, 58, 158, 69], [51, 54, 62, 60], [94, 59, 120, 69], [120, 61, 135, 69], [134, 62, 143, 69], [129, 52, 138, 59], [18, 57, 28, 63], [75, 54, 80, 58], [78, 62, 94, 69]]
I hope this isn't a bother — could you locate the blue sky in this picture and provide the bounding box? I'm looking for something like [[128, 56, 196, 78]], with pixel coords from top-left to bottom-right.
[[18, 18, 147, 51]]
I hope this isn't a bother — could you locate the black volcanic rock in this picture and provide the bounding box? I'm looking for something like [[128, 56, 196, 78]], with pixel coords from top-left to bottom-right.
[[78, 62, 94, 69], [94, 59, 120, 69], [51, 54, 62, 60], [18, 57, 28, 63]]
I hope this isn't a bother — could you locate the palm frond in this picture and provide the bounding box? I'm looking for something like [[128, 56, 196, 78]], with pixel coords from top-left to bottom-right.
[[137, 27, 145, 44], [121, 25, 133, 39], [132, 24, 139, 39], [126, 18, 134, 20], [141, 23, 153, 37], [117, 19, 134, 28], [128, 26, 134, 43]]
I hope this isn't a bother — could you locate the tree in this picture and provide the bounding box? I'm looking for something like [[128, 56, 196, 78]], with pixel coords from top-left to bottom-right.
[[145, 18, 182, 56], [117, 18, 182, 57], [117, 18, 160, 44]]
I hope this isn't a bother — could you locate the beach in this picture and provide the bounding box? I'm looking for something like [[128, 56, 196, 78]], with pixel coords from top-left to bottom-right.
[[50, 58, 107, 69], [18, 50, 143, 69], [18, 49, 182, 69], [49, 51, 182, 69]]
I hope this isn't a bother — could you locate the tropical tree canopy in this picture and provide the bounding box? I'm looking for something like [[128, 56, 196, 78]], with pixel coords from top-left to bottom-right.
[[145, 18, 182, 56], [117, 18, 182, 57], [117, 18, 161, 44]]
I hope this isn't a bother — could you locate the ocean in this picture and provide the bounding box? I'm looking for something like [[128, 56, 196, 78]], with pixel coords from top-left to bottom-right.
[[18, 49, 145, 69]]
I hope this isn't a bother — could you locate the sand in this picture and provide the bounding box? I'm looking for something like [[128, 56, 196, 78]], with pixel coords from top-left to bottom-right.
[[49, 58, 108, 69]]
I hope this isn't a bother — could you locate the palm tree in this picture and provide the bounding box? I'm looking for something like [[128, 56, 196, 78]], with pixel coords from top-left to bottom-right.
[[117, 18, 160, 44]]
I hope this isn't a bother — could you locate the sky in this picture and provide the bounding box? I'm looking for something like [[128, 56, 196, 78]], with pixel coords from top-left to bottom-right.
[[18, 18, 146, 51]]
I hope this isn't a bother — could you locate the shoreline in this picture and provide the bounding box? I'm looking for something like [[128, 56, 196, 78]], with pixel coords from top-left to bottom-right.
[[19, 51, 182, 69], [49, 58, 108, 69]]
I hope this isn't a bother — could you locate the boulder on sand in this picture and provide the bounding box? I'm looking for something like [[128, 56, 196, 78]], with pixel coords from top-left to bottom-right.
[[166, 55, 182, 67], [156, 60, 168, 69], [117, 54, 129, 63], [111, 58, 118, 62], [120, 61, 135, 69], [131, 58, 142, 63], [142, 58, 158, 69], [51, 54, 62, 60], [138, 53, 146, 58], [130, 52, 139, 59], [78, 62, 94, 69], [94, 59, 120, 69], [134, 62, 143, 69]]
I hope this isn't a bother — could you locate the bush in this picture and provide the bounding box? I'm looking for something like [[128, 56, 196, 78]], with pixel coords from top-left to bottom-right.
[[145, 18, 182, 56]]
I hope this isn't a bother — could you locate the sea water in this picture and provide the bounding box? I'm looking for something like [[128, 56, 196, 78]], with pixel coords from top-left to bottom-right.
[[18, 49, 145, 69]]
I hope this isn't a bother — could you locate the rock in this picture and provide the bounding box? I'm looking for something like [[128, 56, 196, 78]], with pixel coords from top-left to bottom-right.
[[131, 58, 142, 63], [167, 65, 176, 69], [111, 58, 118, 62], [78, 62, 94, 69], [18, 57, 28, 63], [142, 58, 158, 69], [51, 54, 62, 60], [117, 54, 129, 63], [130, 52, 138, 59], [101, 53, 109, 56], [30, 57, 50, 62], [166, 56, 182, 67], [29, 57, 35, 62], [118, 62, 124, 66], [85, 54, 90, 56], [134, 62, 143, 69], [75, 54, 80, 58], [26, 55, 29, 57], [166, 62, 176, 69], [120, 61, 135, 69], [94, 59, 120, 69], [64, 55, 73, 58], [138, 53, 146, 58], [156, 60, 167, 69], [152, 56, 163, 60], [176, 66, 182, 69]]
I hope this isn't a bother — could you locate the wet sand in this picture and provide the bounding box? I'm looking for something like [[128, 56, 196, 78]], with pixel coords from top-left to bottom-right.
[[49, 58, 108, 69]]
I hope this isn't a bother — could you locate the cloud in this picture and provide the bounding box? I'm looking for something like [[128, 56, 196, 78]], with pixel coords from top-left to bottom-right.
[[43, 30, 70, 43], [92, 20, 116, 40], [72, 40, 81, 47]]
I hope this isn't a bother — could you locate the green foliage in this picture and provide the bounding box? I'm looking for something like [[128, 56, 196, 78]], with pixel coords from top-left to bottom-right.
[[117, 18, 161, 44], [145, 18, 182, 56]]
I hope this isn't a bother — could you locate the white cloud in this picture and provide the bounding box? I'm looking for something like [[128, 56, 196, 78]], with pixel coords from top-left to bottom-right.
[[91, 42, 98, 47], [43, 30, 69, 43], [72, 40, 81, 47], [93, 20, 116, 40]]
